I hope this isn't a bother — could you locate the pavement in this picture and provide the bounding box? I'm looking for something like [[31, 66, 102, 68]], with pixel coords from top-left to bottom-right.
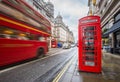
[[102, 51, 120, 81], [49, 48, 120, 82]]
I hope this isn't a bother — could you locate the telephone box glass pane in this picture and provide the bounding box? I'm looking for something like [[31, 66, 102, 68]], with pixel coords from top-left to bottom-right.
[[83, 26, 96, 65], [85, 61, 95, 66], [84, 26, 94, 31], [84, 51, 95, 55], [85, 56, 94, 60]]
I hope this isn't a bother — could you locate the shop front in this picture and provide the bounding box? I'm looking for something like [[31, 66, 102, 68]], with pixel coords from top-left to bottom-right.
[[114, 30, 120, 54], [104, 20, 120, 54]]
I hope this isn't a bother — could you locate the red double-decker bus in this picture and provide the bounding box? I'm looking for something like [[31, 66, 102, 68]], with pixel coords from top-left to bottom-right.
[[0, 0, 51, 66]]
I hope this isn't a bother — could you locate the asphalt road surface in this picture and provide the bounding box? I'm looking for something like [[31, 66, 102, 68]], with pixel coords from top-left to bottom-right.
[[0, 47, 77, 82]]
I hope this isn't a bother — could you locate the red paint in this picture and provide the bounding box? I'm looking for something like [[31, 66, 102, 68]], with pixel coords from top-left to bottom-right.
[[51, 39, 57, 48], [78, 16, 101, 73], [0, 1, 51, 66], [0, 38, 47, 66], [0, 14, 50, 36], [2, 0, 51, 30], [0, 15, 49, 66]]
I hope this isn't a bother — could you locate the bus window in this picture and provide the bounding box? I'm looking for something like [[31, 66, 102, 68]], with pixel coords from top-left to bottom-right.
[[0, 26, 30, 40], [38, 36, 45, 41], [0, 34, 11, 39]]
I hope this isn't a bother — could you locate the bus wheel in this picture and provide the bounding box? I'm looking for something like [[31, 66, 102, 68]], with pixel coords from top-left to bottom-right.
[[37, 48, 44, 58]]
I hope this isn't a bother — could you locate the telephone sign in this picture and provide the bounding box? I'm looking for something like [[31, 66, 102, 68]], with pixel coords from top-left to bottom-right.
[[78, 16, 101, 73]]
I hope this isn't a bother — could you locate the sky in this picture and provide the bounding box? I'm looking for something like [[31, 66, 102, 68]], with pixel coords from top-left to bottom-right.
[[45, 0, 89, 42]]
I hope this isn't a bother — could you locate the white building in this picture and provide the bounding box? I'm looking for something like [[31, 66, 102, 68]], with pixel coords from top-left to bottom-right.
[[25, 0, 74, 48], [54, 14, 67, 43], [54, 14, 74, 46]]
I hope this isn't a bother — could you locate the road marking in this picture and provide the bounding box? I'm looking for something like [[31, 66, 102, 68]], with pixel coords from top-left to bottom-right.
[[52, 52, 76, 82], [0, 49, 70, 73]]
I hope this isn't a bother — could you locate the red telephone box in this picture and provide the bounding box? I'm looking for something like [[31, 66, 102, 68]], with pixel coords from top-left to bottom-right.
[[78, 16, 101, 73]]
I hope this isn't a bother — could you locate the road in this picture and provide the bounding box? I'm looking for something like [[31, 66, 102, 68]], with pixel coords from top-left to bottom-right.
[[0, 47, 77, 82]]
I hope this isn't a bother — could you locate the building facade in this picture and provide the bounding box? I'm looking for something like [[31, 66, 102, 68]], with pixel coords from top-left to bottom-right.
[[69, 31, 74, 44], [88, 0, 120, 54], [25, 0, 74, 48], [25, 0, 54, 21], [54, 14, 74, 46]]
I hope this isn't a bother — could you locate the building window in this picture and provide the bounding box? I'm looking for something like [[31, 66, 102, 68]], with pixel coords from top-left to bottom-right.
[[107, 0, 112, 5], [115, 31, 120, 48], [102, 7, 105, 14], [114, 12, 120, 22], [109, 21, 113, 28], [26, 0, 33, 6]]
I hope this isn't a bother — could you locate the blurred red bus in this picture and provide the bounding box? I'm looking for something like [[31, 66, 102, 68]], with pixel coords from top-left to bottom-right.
[[51, 39, 57, 48], [0, 0, 51, 66]]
